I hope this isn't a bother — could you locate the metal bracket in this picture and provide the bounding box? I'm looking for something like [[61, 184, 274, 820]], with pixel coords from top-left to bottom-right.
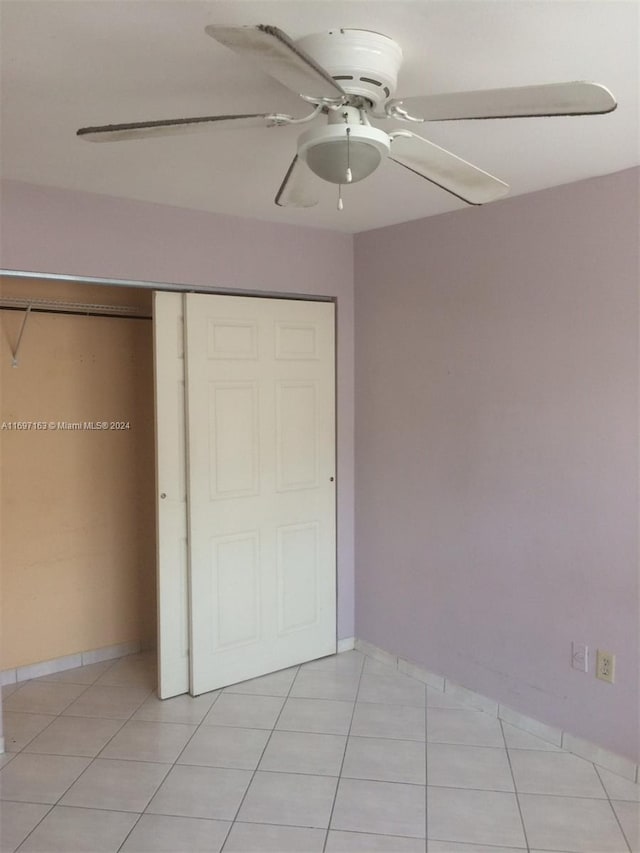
[[10, 304, 32, 367], [385, 101, 425, 123], [267, 104, 324, 127]]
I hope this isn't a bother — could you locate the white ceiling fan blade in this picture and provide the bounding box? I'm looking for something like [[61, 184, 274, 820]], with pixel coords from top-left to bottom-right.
[[206, 25, 345, 101], [275, 155, 319, 208], [389, 131, 509, 205], [392, 82, 617, 121], [77, 113, 285, 142]]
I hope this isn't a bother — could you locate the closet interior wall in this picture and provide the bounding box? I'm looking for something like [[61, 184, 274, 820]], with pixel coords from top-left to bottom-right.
[[0, 276, 156, 670]]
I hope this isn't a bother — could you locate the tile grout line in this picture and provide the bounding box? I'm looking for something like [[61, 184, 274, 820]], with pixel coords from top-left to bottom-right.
[[17, 656, 157, 851], [592, 764, 634, 853], [4, 797, 427, 841], [321, 652, 366, 853], [235, 819, 421, 839], [115, 680, 224, 852], [2, 656, 125, 752], [2, 657, 123, 748], [276, 722, 424, 740], [55, 660, 161, 838], [7, 655, 129, 852], [6, 775, 628, 800], [499, 718, 531, 852], [427, 835, 528, 851], [8, 802, 57, 852], [22, 662, 143, 755], [217, 665, 303, 852]]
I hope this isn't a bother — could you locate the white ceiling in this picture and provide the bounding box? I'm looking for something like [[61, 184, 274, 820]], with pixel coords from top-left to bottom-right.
[[1, 1, 638, 233]]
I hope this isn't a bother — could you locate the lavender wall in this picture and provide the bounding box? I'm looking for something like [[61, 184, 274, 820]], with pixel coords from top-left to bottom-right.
[[0, 179, 355, 639], [354, 168, 639, 761]]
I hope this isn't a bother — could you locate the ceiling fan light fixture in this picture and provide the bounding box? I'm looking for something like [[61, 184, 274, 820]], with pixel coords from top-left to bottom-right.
[[297, 123, 390, 184]]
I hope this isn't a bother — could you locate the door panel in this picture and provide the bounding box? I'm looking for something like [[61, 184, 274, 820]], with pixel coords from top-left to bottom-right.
[[276, 381, 319, 490], [185, 294, 336, 695], [153, 292, 189, 698], [277, 521, 320, 633], [209, 382, 260, 498], [213, 531, 261, 649]]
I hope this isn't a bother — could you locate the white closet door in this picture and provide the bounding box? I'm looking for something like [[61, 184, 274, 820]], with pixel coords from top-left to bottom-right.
[[153, 292, 189, 698], [185, 294, 336, 695]]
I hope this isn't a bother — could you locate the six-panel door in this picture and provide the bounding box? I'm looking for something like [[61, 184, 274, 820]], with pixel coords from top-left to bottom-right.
[[184, 294, 336, 695]]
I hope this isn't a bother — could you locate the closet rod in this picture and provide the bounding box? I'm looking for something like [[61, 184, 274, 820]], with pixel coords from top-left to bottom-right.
[[1, 268, 333, 303]]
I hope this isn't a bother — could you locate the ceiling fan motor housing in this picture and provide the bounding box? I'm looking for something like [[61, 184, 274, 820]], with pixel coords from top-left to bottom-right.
[[297, 29, 403, 109]]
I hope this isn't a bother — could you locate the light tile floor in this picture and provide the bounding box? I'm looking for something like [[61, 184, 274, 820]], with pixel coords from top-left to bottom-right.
[[0, 650, 637, 852]]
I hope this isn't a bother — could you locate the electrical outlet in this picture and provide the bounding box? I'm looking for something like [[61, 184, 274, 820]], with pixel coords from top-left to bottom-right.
[[596, 650, 616, 684], [571, 642, 588, 672]]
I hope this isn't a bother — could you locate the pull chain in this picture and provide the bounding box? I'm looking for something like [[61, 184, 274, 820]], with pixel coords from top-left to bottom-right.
[[338, 113, 351, 209]]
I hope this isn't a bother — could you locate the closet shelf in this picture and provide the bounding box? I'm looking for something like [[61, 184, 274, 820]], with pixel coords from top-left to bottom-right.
[[0, 296, 150, 319], [1, 297, 151, 367]]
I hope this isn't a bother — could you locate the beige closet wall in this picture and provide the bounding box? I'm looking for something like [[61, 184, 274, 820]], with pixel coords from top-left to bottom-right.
[[0, 277, 156, 669]]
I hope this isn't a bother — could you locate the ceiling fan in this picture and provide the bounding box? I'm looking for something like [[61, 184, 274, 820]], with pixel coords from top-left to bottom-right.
[[77, 25, 617, 209]]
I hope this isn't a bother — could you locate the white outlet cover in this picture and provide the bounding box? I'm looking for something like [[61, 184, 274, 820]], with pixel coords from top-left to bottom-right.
[[596, 649, 615, 683]]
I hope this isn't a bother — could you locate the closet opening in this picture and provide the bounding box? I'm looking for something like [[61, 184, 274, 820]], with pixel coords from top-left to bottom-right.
[[1, 275, 157, 683], [1, 272, 338, 707]]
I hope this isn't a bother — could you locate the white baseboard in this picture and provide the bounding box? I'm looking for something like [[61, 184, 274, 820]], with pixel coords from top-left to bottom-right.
[[337, 637, 355, 653], [1, 640, 142, 686], [354, 637, 638, 783], [80, 641, 141, 666]]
